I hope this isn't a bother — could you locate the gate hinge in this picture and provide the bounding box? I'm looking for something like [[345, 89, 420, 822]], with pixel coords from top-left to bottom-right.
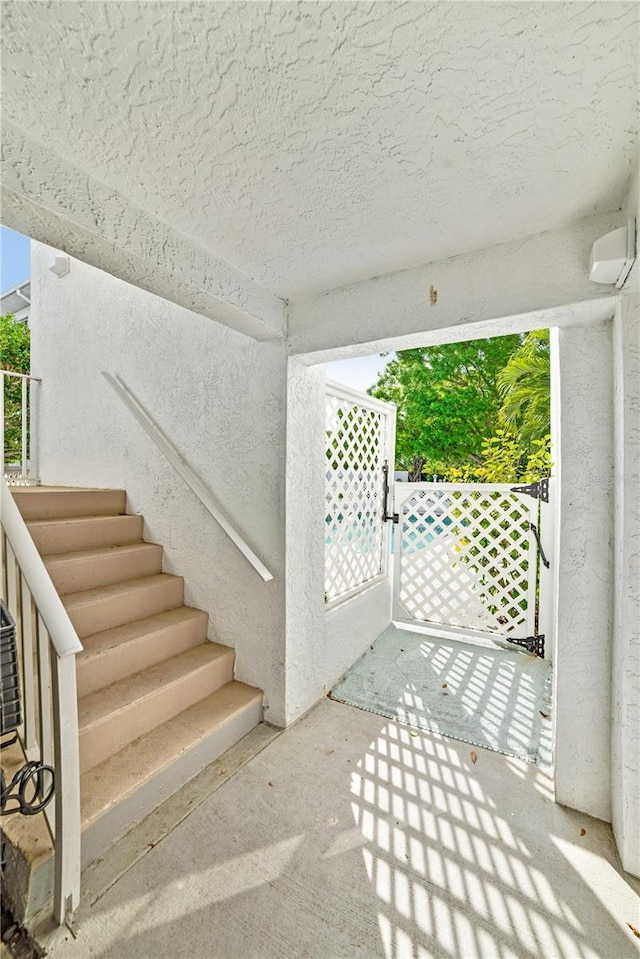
[[506, 634, 545, 658], [510, 478, 549, 502], [382, 461, 399, 523]]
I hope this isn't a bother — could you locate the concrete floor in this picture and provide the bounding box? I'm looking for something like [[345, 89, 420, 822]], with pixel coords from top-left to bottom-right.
[[45, 699, 639, 959]]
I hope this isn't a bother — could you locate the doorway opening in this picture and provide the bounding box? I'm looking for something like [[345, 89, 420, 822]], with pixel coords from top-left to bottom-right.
[[321, 327, 554, 763]]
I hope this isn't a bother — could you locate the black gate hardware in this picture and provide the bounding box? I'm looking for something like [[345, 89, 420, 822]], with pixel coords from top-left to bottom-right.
[[382, 461, 399, 523], [510, 478, 549, 503], [506, 634, 545, 658], [529, 522, 550, 569]]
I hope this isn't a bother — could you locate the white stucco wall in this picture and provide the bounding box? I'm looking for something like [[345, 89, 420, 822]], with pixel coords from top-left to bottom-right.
[[284, 360, 326, 723], [324, 579, 392, 683], [553, 320, 614, 823], [611, 166, 640, 876], [287, 212, 622, 357], [284, 359, 393, 724], [3, 4, 636, 301], [30, 242, 288, 724]]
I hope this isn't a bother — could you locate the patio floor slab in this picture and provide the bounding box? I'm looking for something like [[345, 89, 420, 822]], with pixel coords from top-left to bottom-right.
[[42, 698, 640, 959]]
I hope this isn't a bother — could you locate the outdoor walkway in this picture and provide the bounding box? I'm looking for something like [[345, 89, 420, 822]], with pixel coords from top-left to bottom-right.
[[47, 699, 639, 959]]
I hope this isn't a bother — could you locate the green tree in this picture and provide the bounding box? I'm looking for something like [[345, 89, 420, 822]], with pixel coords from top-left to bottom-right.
[[369, 335, 521, 479], [498, 329, 550, 446], [1, 313, 31, 463]]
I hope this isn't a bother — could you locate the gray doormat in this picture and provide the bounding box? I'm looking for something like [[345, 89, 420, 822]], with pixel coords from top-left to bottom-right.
[[330, 624, 552, 762]]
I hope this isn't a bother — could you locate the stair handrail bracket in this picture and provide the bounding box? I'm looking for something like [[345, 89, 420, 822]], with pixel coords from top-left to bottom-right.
[[0, 476, 83, 925], [102, 371, 273, 583]]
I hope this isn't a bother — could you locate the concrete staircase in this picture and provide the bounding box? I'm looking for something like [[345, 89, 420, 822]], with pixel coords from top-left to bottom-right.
[[11, 486, 263, 871]]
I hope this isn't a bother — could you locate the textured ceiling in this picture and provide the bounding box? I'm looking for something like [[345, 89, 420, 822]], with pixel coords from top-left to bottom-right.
[[1, 2, 638, 298]]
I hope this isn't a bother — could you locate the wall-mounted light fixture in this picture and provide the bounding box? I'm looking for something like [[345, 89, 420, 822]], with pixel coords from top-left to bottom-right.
[[589, 217, 636, 288], [48, 256, 70, 278]]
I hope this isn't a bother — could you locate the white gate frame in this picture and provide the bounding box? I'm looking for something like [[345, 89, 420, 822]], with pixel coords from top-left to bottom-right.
[[392, 480, 549, 647], [324, 380, 396, 610], [537, 477, 556, 659]]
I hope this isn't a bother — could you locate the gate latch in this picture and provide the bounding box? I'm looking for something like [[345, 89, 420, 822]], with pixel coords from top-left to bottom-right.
[[506, 634, 545, 658], [382, 461, 399, 523], [510, 478, 549, 503]]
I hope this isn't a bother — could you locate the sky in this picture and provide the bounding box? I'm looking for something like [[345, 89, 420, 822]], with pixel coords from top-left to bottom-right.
[[1, 225, 30, 291], [0, 222, 389, 391], [326, 353, 392, 393]]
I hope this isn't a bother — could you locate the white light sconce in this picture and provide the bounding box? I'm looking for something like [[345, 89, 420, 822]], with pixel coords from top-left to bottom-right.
[[589, 217, 636, 288], [49, 256, 70, 278]]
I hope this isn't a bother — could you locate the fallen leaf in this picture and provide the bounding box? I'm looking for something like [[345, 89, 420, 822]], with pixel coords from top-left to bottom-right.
[[540, 711, 550, 719], [627, 923, 640, 939], [579, 828, 586, 837], [470, 751, 478, 764], [410, 730, 419, 737], [268, 781, 274, 787], [442, 683, 448, 689]]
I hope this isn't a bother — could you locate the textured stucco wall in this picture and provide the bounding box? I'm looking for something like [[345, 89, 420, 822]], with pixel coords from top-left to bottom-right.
[[2, 3, 637, 300], [611, 166, 640, 876], [30, 242, 288, 723], [284, 359, 327, 724], [554, 321, 614, 823], [287, 213, 622, 356], [3, 124, 285, 341]]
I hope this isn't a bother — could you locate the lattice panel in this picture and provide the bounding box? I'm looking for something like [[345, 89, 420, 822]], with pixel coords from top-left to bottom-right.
[[397, 487, 537, 636], [325, 394, 387, 603]]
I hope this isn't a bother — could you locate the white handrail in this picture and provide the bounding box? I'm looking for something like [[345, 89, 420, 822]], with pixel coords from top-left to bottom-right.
[[0, 479, 83, 657], [0, 475, 82, 923], [102, 372, 273, 583], [0, 369, 42, 381]]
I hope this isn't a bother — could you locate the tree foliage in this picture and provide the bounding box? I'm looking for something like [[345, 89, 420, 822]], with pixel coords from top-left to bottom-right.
[[369, 331, 551, 482], [498, 329, 550, 447], [1, 313, 30, 461], [369, 336, 521, 479]]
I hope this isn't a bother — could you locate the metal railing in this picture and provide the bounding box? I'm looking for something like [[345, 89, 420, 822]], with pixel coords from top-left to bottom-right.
[[102, 371, 273, 583], [0, 476, 82, 924], [1, 369, 41, 485]]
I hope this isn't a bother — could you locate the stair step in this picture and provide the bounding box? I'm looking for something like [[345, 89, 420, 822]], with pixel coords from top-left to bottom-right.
[[44, 543, 163, 595], [78, 643, 235, 772], [77, 607, 209, 697], [63, 573, 184, 638], [81, 682, 263, 842], [28, 514, 144, 555], [12, 487, 126, 521]]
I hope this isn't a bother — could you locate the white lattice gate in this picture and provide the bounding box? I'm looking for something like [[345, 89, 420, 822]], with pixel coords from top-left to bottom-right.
[[393, 481, 548, 646], [325, 382, 396, 608]]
